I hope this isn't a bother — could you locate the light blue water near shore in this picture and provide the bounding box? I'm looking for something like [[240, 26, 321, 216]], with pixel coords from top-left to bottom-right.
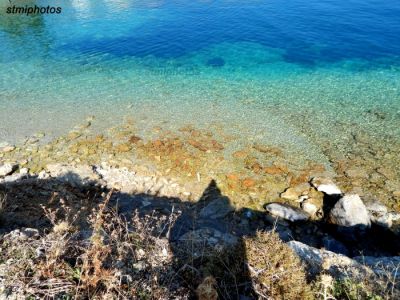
[[0, 0, 400, 163]]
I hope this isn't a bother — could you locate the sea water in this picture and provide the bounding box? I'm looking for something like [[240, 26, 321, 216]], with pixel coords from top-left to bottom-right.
[[0, 0, 399, 165]]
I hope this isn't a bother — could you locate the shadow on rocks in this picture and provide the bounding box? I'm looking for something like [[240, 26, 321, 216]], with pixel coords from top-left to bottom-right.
[[1, 172, 400, 299]]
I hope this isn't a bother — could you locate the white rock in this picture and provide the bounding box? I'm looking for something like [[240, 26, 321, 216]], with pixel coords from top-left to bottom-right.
[[0, 173, 26, 183], [388, 212, 400, 222], [365, 200, 391, 228], [311, 177, 342, 195], [38, 170, 49, 179], [264, 203, 310, 222], [301, 202, 319, 217], [19, 168, 29, 175], [365, 201, 388, 215], [0, 163, 17, 177], [329, 194, 370, 227]]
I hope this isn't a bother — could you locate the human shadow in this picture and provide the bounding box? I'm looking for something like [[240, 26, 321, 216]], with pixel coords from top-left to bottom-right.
[[1, 172, 400, 299]]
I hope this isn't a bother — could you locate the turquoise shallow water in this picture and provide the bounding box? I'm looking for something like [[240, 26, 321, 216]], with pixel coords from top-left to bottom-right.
[[0, 0, 400, 164]]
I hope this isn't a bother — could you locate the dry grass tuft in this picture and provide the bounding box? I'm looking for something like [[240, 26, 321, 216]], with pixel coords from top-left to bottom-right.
[[196, 276, 218, 300], [244, 230, 314, 300]]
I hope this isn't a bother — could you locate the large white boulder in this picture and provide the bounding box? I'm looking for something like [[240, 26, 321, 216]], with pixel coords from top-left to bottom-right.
[[329, 194, 370, 227]]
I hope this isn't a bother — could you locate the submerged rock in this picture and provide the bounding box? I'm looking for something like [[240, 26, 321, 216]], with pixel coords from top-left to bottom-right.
[[264, 203, 310, 222], [0, 146, 15, 153], [280, 183, 310, 201], [206, 57, 225, 67], [329, 194, 370, 228]]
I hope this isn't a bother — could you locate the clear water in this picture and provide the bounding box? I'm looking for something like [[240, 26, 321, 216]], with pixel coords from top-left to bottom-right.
[[1, 0, 400, 164]]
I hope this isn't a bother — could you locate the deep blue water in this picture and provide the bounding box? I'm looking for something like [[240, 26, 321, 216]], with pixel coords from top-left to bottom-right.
[[62, 0, 400, 66], [2, 0, 400, 67]]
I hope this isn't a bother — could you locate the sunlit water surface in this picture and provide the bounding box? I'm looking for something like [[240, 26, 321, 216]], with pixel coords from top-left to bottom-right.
[[1, 0, 400, 166]]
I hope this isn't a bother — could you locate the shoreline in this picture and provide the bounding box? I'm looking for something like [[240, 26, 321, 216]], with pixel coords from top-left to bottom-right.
[[0, 117, 399, 211]]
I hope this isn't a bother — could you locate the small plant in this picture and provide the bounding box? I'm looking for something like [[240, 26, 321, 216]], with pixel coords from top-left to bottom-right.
[[244, 230, 314, 300]]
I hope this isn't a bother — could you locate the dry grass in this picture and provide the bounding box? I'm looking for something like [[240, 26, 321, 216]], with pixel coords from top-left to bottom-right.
[[0, 191, 187, 299], [1, 186, 399, 299]]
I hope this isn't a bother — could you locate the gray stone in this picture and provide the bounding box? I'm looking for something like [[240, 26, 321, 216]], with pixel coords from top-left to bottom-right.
[[288, 241, 372, 279], [365, 200, 392, 228], [264, 203, 310, 222], [329, 194, 370, 227], [199, 196, 234, 219], [274, 225, 293, 242]]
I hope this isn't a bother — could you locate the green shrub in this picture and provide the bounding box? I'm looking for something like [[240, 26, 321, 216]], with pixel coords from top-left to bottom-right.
[[244, 230, 314, 300]]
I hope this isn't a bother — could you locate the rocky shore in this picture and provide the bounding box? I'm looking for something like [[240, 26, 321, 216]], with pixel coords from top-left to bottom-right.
[[0, 119, 400, 299], [1, 157, 400, 299]]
